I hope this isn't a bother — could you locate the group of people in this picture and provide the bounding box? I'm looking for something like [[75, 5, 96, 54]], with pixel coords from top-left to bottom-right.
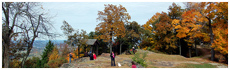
[[85, 51, 97, 60], [68, 51, 97, 63], [89, 52, 97, 60], [69, 47, 137, 68]]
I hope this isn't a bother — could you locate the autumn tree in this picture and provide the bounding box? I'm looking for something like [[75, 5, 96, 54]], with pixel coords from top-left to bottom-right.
[[61, 20, 88, 58], [168, 2, 184, 55], [155, 12, 177, 54], [141, 13, 161, 50], [168, 2, 183, 19], [211, 2, 228, 62], [49, 46, 59, 61], [125, 21, 141, 48], [59, 43, 70, 57], [47, 46, 68, 68], [72, 29, 88, 57], [211, 2, 228, 61], [113, 21, 142, 54], [143, 11, 177, 54], [172, 9, 207, 57], [95, 4, 131, 53], [2, 2, 55, 68], [184, 2, 228, 61]]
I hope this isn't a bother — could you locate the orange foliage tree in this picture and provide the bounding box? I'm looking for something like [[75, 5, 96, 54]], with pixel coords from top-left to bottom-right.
[[184, 2, 228, 60], [73, 47, 84, 58], [172, 9, 207, 57], [211, 2, 228, 55], [142, 13, 161, 50], [143, 12, 177, 54], [154, 12, 177, 54], [49, 46, 59, 61], [95, 4, 131, 53]]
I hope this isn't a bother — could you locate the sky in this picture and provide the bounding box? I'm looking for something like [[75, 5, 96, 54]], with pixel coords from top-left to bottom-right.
[[40, 2, 186, 40]]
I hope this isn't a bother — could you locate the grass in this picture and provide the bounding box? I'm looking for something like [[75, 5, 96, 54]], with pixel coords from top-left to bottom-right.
[[145, 52, 188, 62], [176, 63, 216, 68]]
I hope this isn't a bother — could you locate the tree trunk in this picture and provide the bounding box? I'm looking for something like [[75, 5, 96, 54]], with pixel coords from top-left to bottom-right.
[[179, 39, 181, 55], [110, 43, 112, 54], [208, 18, 215, 61], [195, 39, 198, 56], [3, 43, 10, 68], [21, 43, 33, 68], [96, 45, 98, 56], [2, 43, 5, 67], [110, 27, 113, 54], [120, 44, 122, 54], [78, 45, 80, 58], [189, 47, 191, 58], [3, 2, 11, 68], [3, 25, 10, 68]]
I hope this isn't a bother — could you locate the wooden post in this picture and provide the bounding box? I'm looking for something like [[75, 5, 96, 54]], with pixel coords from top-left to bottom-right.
[[96, 45, 98, 56], [90, 45, 92, 52]]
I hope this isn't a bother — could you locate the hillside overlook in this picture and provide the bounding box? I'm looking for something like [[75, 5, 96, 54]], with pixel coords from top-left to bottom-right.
[[60, 49, 228, 68]]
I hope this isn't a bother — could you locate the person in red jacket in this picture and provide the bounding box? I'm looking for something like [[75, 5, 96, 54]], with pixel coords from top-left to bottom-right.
[[132, 61, 137, 68], [93, 53, 96, 60]]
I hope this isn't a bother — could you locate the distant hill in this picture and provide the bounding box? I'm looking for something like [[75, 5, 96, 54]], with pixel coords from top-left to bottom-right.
[[33, 40, 65, 48]]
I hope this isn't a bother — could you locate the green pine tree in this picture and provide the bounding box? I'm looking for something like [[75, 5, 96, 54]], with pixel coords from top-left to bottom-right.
[[40, 40, 54, 68], [35, 59, 41, 68]]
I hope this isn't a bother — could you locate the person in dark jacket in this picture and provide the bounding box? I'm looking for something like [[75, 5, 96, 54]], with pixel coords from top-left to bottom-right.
[[111, 51, 115, 66], [69, 52, 72, 63], [132, 47, 136, 54], [90, 53, 93, 60]]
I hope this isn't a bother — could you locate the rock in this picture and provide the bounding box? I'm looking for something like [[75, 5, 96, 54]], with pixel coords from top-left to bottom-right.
[[74, 57, 90, 63], [100, 53, 111, 58], [156, 61, 174, 67]]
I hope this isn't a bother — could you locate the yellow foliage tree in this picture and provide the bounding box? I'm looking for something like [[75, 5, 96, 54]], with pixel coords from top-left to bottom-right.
[[74, 47, 84, 58], [95, 4, 131, 53], [49, 46, 59, 61], [172, 9, 206, 57], [185, 2, 228, 60], [211, 2, 228, 55]]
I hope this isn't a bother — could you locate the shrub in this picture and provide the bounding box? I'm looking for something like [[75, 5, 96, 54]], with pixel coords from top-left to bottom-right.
[[24, 57, 40, 68], [9, 59, 21, 68], [47, 57, 67, 68], [131, 51, 148, 67]]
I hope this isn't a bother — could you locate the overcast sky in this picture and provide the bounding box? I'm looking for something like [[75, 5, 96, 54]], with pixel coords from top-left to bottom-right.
[[40, 2, 185, 40]]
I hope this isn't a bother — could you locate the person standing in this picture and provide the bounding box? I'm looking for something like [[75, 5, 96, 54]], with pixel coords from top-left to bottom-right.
[[93, 53, 97, 60], [111, 51, 115, 66], [69, 52, 72, 63], [132, 47, 136, 54]]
